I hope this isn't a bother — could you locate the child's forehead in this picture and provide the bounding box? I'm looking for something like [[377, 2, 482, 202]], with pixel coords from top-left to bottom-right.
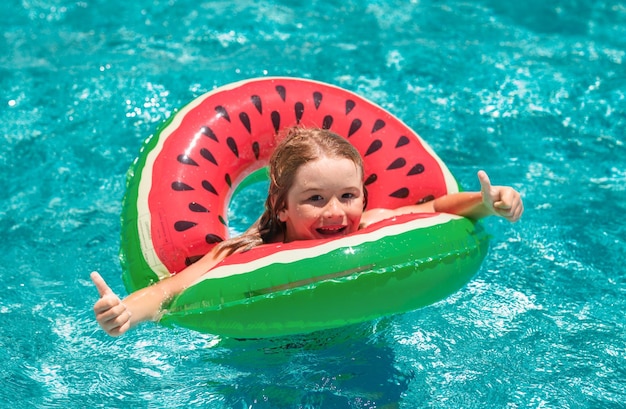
[[301, 155, 360, 171], [293, 157, 362, 186], [312, 153, 361, 167]]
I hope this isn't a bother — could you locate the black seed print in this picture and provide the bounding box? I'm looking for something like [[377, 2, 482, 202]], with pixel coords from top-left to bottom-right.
[[371, 119, 386, 133], [271, 111, 280, 132], [295, 102, 304, 123], [390, 188, 409, 199], [313, 92, 322, 109], [174, 221, 197, 231], [218, 215, 227, 226], [251, 95, 262, 114], [396, 135, 409, 148], [346, 100, 356, 114], [205, 233, 224, 244], [185, 255, 203, 266], [418, 195, 435, 204], [322, 115, 333, 129], [408, 164, 425, 175], [172, 181, 194, 191], [200, 148, 218, 165], [365, 140, 383, 156], [225, 173, 232, 188], [348, 119, 362, 137], [252, 141, 260, 159], [239, 112, 251, 133], [387, 158, 406, 170], [189, 202, 208, 212], [215, 105, 230, 122], [200, 126, 219, 142], [177, 154, 198, 166], [364, 174, 378, 186], [276, 85, 286, 101], [227, 137, 239, 158], [202, 180, 218, 195]]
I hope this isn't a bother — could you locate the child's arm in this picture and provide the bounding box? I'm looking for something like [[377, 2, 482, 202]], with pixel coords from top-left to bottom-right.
[[361, 171, 523, 226], [91, 248, 226, 337]]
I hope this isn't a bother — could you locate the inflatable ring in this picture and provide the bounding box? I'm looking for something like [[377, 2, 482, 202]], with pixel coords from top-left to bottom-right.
[[120, 77, 489, 338]]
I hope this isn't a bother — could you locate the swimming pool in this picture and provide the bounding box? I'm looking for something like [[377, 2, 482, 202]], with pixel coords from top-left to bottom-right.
[[1, 0, 624, 407]]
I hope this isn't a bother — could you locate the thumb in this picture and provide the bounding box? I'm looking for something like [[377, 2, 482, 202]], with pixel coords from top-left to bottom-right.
[[91, 271, 113, 298], [477, 170, 492, 193]]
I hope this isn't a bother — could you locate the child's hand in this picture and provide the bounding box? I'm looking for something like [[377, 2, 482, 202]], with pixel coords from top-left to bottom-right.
[[477, 170, 524, 222], [91, 271, 131, 336]]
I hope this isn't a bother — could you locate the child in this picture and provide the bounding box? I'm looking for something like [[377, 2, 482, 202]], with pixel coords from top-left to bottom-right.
[[92, 127, 523, 336]]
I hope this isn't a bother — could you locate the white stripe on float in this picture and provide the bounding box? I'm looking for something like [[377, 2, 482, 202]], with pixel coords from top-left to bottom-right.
[[192, 213, 462, 284]]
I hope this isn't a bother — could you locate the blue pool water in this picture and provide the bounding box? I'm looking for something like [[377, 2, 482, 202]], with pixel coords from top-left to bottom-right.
[[2, 0, 625, 407]]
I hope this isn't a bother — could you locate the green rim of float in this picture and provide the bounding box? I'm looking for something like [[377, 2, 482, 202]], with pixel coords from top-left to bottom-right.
[[119, 77, 490, 338], [161, 214, 488, 337]]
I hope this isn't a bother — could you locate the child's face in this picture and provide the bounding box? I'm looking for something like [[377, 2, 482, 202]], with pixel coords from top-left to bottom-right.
[[278, 156, 365, 242]]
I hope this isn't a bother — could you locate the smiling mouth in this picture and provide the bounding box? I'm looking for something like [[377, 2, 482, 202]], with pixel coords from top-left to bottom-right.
[[316, 226, 347, 235]]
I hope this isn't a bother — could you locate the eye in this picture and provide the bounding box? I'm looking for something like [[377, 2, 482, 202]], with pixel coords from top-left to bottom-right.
[[342, 192, 355, 200], [308, 194, 324, 202]]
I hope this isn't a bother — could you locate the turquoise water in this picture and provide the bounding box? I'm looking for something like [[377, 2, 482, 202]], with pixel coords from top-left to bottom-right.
[[2, 0, 625, 407]]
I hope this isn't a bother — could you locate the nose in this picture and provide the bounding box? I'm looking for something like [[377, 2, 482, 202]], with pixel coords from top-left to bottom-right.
[[323, 197, 344, 219]]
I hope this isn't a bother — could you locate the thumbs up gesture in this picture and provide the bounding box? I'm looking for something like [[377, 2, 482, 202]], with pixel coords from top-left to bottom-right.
[[91, 271, 132, 336], [477, 170, 524, 222]]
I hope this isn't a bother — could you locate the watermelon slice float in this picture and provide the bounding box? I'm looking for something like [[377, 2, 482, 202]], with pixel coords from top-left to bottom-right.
[[120, 77, 490, 338]]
